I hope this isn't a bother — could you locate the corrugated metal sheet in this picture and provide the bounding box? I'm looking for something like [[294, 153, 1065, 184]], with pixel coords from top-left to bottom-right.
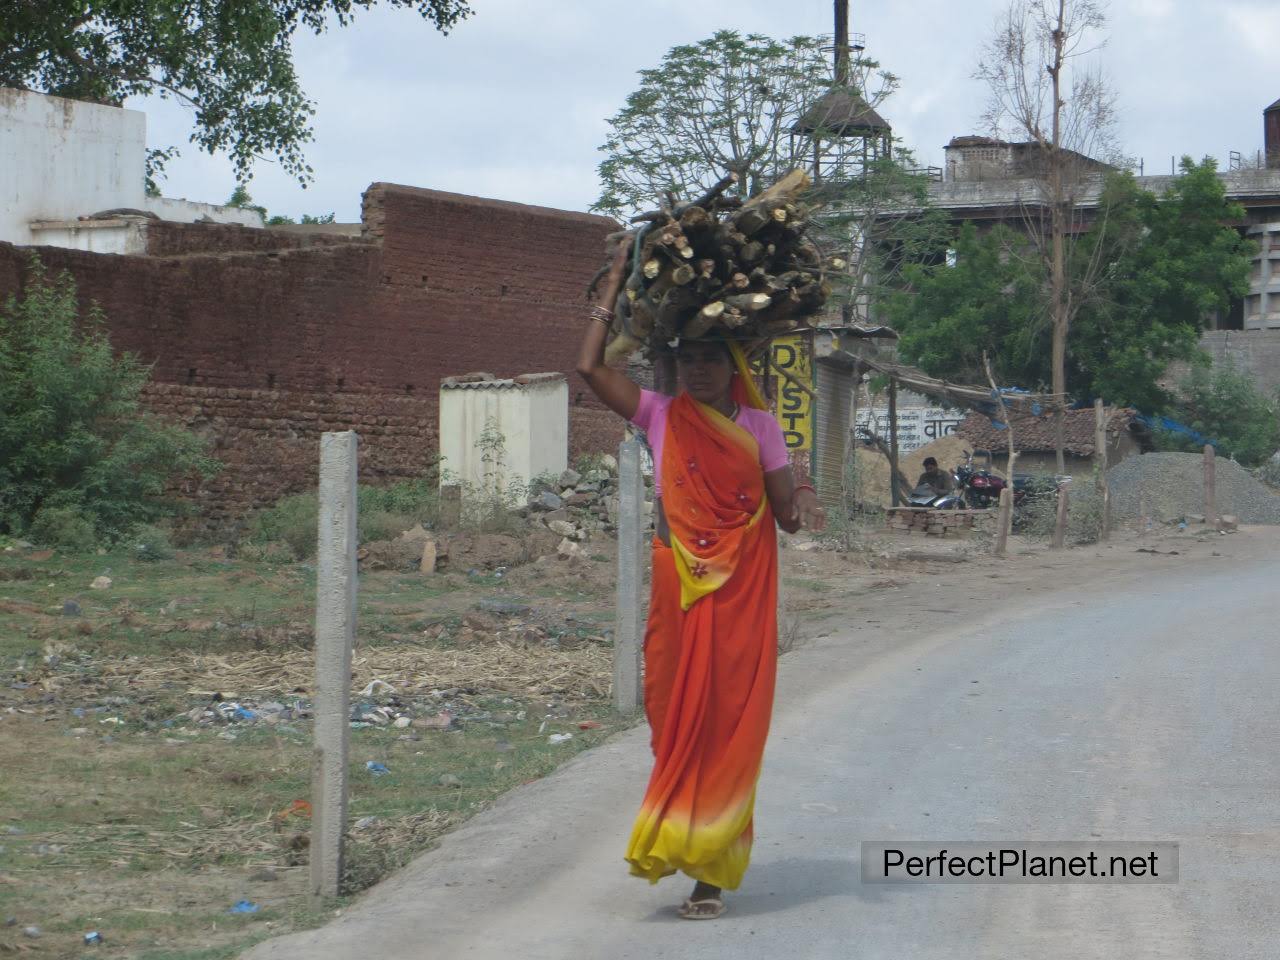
[[815, 361, 853, 509]]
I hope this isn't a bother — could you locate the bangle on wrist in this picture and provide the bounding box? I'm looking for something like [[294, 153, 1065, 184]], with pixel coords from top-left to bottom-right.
[[794, 484, 816, 496]]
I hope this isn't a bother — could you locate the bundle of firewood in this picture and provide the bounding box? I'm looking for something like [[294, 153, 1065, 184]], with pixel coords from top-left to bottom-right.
[[592, 170, 837, 362]]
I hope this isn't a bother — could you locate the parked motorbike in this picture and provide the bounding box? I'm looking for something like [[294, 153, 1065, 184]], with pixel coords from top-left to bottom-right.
[[955, 451, 1007, 509], [906, 479, 966, 510], [956, 450, 1070, 516]]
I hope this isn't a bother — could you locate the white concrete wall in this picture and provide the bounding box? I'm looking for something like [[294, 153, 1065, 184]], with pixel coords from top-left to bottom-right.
[[143, 195, 264, 227], [1, 88, 147, 245], [439, 377, 568, 495]]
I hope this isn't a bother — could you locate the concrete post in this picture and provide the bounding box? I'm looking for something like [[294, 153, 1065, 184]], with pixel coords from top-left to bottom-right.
[[311, 431, 358, 901], [1052, 484, 1069, 549], [994, 487, 1012, 557], [613, 438, 644, 715], [1203, 445, 1217, 528], [440, 483, 462, 529], [1094, 399, 1111, 540]]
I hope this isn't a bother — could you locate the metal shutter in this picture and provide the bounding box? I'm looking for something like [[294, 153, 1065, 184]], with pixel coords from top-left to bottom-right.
[[814, 360, 852, 509]]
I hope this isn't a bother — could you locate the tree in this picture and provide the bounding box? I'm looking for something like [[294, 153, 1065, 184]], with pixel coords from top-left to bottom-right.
[[225, 185, 334, 225], [0, 1, 472, 185], [0, 259, 217, 541], [976, 0, 1119, 470], [1069, 158, 1254, 409], [593, 30, 898, 218], [885, 159, 1256, 411], [883, 222, 1045, 387]]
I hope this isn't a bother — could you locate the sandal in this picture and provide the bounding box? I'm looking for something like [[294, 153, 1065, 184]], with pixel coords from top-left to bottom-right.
[[678, 897, 726, 920]]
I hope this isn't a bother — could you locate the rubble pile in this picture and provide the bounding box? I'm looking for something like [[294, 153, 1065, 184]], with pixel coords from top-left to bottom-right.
[[524, 456, 653, 558], [1107, 452, 1280, 525]]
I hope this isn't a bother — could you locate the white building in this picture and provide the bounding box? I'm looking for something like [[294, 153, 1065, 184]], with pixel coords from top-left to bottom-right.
[[1, 87, 261, 254]]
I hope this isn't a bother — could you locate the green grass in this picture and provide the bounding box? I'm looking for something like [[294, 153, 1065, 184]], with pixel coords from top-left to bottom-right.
[[0, 542, 620, 959]]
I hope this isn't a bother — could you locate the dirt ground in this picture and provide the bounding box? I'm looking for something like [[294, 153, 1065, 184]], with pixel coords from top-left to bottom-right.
[[0, 516, 1237, 959]]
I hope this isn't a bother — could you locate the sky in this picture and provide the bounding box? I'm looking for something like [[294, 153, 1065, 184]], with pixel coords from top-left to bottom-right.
[[137, 0, 1280, 223]]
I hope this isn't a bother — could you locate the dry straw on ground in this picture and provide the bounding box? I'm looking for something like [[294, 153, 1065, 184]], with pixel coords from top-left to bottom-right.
[[101, 643, 613, 702]]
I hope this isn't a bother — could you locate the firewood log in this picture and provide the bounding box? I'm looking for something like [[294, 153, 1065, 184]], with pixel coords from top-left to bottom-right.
[[590, 168, 826, 361]]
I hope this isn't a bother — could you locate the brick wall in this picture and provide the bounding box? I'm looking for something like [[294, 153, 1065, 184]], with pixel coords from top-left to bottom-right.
[[0, 185, 624, 528]]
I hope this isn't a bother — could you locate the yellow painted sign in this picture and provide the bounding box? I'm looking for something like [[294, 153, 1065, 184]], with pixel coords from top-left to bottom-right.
[[767, 335, 813, 451]]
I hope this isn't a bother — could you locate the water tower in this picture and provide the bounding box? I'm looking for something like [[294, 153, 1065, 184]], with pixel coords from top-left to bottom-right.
[[791, 1, 893, 188]]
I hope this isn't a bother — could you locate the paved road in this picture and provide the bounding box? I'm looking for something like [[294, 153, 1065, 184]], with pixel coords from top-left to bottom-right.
[[246, 537, 1280, 960]]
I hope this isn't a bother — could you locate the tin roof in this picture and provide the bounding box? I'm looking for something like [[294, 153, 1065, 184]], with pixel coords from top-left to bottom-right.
[[792, 88, 891, 136], [440, 372, 566, 391]]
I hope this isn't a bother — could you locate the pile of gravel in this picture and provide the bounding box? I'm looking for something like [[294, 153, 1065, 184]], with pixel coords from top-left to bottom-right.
[[1107, 452, 1280, 524]]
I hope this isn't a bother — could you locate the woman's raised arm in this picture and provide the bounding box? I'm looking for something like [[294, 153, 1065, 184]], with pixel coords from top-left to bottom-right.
[[576, 243, 641, 420]]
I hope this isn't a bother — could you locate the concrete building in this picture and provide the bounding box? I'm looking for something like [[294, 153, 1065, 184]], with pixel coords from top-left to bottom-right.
[[1, 87, 260, 253], [943, 135, 1113, 184]]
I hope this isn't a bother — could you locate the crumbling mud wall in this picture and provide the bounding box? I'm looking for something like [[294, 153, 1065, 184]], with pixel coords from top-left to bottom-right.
[[0, 185, 621, 530]]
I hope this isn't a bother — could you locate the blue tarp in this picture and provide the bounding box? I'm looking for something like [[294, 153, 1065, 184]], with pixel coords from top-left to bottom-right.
[[1133, 413, 1217, 450]]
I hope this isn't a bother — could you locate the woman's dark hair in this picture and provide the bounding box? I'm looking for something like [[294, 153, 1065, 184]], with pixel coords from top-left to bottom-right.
[[923, 457, 938, 468]]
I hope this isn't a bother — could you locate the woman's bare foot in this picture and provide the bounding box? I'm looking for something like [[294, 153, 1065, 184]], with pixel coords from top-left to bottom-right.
[[677, 881, 724, 920]]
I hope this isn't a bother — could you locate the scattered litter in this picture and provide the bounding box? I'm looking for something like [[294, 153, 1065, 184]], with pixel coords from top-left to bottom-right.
[[1136, 548, 1180, 556], [272, 799, 312, 823], [22, 925, 40, 939], [89, 576, 112, 590], [83, 931, 105, 945], [62, 600, 82, 617], [548, 733, 573, 745], [353, 816, 379, 831], [578, 720, 603, 730], [393, 716, 412, 729], [438, 773, 462, 788], [359, 679, 395, 697], [228, 900, 259, 914], [366, 761, 390, 776]]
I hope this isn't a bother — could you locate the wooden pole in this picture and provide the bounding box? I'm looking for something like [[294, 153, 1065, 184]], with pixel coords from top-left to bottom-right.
[[1094, 399, 1110, 540], [311, 431, 358, 902], [1052, 484, 1069, 549], [1203, 444, 1216, 528], [613, 438, 644, 714], [994, 487, 1012, 557], [888, 378, 901, 507]]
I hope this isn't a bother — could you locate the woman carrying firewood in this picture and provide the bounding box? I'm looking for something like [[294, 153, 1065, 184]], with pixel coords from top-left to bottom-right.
[[576, 244, 825, 920]]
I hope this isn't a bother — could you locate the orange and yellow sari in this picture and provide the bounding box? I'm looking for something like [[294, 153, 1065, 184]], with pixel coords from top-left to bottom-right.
[[624, 362, 779, 891]]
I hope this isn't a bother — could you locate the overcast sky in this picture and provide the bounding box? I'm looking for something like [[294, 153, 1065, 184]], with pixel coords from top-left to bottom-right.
[[137, 0, 1280, 222]]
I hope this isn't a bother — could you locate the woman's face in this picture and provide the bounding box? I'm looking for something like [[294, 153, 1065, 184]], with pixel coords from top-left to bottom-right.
[[677, 341, 734, 405]]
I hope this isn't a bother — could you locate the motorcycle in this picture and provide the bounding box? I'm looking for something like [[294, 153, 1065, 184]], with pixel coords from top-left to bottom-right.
[[955, 450, 1007, 509], [906, 476, 966, 511], [956, 449, 1071, 519]]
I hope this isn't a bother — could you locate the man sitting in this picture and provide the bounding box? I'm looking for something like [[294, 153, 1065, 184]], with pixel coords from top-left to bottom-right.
[[916, 456, 954, 496]]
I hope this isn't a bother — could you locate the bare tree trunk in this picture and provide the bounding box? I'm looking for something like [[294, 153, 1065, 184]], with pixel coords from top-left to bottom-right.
[[1049, 0, 1069, 474]]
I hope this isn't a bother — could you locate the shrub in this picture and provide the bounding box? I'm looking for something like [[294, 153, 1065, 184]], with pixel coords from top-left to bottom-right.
[[1019, 483, 1107, 544], [27, 505, 98, 553], [247, 492, 318, 560], [0, 259, 218, 541], [130, 523, 175, 562], [1155, 364, 1280, 467], [248, 475, 442, 560]]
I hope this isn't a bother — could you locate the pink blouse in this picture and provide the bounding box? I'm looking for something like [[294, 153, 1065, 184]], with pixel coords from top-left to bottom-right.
[[630, 389, 791, 496]]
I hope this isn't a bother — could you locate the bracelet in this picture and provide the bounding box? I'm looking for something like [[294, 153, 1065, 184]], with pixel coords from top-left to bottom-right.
[[794, 484, 817, 496], [588, 305, 614, 324]]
